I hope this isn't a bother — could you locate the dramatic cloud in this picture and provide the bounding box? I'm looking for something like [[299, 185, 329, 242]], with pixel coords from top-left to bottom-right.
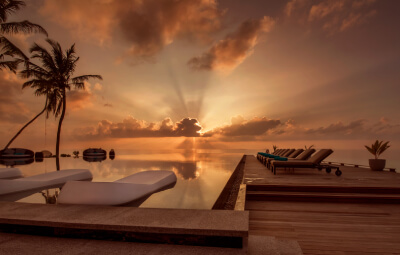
[[269, 118, 400, 141], [204, 116, 281, 137], [74, 117, 202, 139], [304, 119, 366, 136], [40, 0, 117, 45], [284, 0, 377, 34], [188, 16, 275, 71], [66, 82, 103, 111], [119, 0, 223, 58], [0, 71, 30, 124], [72, 113, 400, 142], [40, 0, 223, 56]]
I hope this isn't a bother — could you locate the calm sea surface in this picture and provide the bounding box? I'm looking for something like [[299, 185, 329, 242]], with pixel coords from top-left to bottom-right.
[[1, 148, 398, 208]]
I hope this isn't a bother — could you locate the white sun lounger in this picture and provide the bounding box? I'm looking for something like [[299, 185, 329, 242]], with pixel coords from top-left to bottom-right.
[[0, 169, 92, 201], [57, 170, 177, 206], [0, 168, 23, 179]]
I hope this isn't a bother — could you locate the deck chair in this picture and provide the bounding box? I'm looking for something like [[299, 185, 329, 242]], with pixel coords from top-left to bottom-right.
[[0, 169, 92, 201], [264, 148, 297, 168], [267, 149, 316, 169], [286, 149, 304, 159], [270, 149, 341, 176], [57, 170, 177, 206], [260, 149, 291, 165], [0, 168, 23, 179], [257, 149, 284, 163]]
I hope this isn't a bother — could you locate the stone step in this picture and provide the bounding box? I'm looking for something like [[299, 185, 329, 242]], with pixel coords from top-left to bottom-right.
[[248, 235, 303, 255], [0, 202, 248, 249], [246, 191, 400, 203], [247, 184, 400, 194]]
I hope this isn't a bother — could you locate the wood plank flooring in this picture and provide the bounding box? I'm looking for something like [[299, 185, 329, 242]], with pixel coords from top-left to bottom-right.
[[243, 155, 400, 254]]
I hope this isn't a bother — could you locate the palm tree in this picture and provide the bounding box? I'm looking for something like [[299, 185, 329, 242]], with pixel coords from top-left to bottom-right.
[[23, 39, 102, 170], [3, 83, 52, 150], [0, 0, 47, 72]]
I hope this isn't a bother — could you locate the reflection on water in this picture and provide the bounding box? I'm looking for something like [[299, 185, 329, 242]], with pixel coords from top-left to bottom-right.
[[83, 155, 107, 162], [0, 157, 34, 167], [41, 189, 59, 204], [3, 149, 243, 209]]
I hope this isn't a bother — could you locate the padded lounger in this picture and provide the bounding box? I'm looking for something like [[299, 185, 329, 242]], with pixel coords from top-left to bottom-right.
[[0, 168, 23, 179], [0, 169, 92, 201], [57, 170, 177, 206], [267, 149, 316, 169], [270, 149, 341, 176]]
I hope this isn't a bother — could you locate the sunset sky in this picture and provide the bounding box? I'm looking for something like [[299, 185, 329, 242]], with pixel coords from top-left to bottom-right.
[[1, 0, 399, 152]]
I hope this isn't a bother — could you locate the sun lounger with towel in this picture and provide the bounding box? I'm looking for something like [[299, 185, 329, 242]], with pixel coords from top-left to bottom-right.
[[57, 170, 177, 206], [270, 149, 341, 176], [267, 148, 316, 169]]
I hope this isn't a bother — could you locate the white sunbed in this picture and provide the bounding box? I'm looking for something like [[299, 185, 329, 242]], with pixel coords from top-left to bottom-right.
[[0, 169, 93, 201], [0, 168, 23, 179], [57, 170, 177, 206]]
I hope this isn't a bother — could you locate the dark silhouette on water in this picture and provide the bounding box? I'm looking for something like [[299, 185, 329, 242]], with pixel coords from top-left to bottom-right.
[[83, 148, 106, 157], [20, 39, 102, 170], [109, 149, 115, 160], [0, 148, 34, 158]]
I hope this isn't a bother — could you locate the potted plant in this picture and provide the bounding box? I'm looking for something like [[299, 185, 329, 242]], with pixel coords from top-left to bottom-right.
[[365, 140, 390, 171]]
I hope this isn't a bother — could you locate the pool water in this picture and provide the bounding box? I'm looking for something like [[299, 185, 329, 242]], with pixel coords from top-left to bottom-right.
[[2, 149, 243, 209]]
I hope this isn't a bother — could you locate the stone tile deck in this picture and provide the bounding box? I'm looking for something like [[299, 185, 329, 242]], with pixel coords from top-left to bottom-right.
[[0, 202, 248, 249]]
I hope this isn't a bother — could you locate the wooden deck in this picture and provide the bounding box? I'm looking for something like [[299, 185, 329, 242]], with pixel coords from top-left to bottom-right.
[[243, 155, 400, 255]]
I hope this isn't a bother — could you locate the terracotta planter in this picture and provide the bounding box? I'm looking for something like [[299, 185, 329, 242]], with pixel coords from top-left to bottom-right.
[[369, 159, 386, 171]]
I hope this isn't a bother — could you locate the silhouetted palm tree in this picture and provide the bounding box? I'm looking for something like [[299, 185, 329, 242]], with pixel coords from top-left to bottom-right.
[[23, 39, 102, 170], [3, 82, 52, 150], [0, 0, 47, 72]]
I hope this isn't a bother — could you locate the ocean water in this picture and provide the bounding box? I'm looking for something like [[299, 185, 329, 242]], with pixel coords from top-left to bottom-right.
[[325, 148, 399, 171]]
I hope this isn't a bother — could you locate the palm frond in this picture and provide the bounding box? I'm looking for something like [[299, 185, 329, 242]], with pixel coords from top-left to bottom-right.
[[72, 74, 103, 83], [0, 36, 28, 59], [30, 41, 58, 74], [0, 20, 48, 36], [0, 0, 25, 23], [0, 58, 20, 72]]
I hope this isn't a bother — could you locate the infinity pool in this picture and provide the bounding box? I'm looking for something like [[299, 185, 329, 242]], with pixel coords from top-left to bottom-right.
[[1, 149, 244, 209]]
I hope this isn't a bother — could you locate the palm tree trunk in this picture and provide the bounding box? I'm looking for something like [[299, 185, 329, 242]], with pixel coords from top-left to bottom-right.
[[56, 90, 66, 171], [3, 99, 47, 150]]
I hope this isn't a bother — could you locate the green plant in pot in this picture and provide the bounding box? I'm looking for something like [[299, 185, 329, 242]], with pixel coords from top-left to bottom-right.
[[365, 140, 390, 171]]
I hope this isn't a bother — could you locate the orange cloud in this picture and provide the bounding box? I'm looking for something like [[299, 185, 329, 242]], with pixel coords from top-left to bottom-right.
[[74, 117, 202, 139], [66, 82, 102, 110], [40, 0, 117, 46], [270, 119, 400, 141], [40, 0, 223, 56], [72, 114, 400, 142], [119, 0, 223, 58], [188, 16, 275, 71], [203, 116, 281, 137], [284, 0, 377, 34], [0, 71, 30, 124], [67, 90, 92, 111]]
